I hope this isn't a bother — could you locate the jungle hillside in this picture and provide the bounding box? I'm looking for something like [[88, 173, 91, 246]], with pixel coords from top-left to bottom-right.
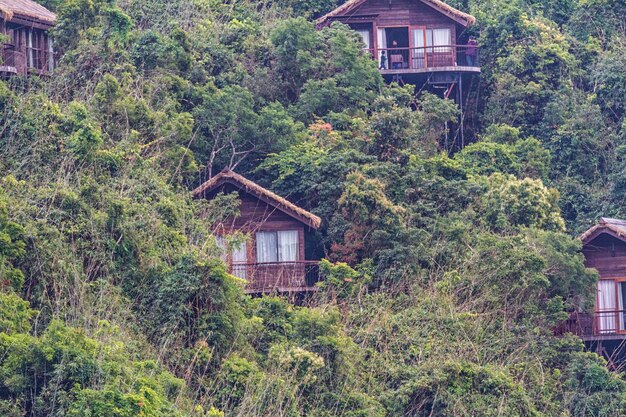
[[1, 0, 626, 415]]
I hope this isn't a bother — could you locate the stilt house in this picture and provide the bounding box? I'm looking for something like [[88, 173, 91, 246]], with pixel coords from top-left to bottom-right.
[[316, 0, 480, 146], [316, 0, 479, 79]]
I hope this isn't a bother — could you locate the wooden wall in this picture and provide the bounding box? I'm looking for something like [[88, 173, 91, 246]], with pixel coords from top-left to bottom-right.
[[210, 184, 308, 263], [1, 19, 52, 76], [583, 234, 626, 279], [332, 0, 466, 49], [354, 0, 458, 28]]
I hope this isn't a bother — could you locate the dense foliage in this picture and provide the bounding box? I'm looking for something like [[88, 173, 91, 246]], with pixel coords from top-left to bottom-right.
[[1, 0, 625, 414]]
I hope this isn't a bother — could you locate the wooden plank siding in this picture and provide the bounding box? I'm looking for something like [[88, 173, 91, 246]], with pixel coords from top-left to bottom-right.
[[352, 0, 460, 31], [212, 184, 307, 267], [583, 234, 626, 279], [1, 21, 54, 76]]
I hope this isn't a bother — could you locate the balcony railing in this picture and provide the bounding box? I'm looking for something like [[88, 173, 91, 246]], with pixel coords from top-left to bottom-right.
[[27, 46, 56, 74], [1, 43, 17, 70], [368, 45, 479, 72], [0, 44, 55, 75], [555, 310, 626, 338], [230, 261, 321, 293]]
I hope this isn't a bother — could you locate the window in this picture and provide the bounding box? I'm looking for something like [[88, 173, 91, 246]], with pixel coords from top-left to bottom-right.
[[431, 28, 451, 47], [256, 230, 299, 263], [596, 280, 626, 334], [216, 236, 248, 279], [356, 29, 371, 50], [597, 280, 617, 334]]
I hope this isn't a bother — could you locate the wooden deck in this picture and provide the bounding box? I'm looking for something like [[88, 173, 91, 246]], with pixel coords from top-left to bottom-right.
[[0, 65, 17, 74], [1, 42, 55, 76], [555, 310, 626, 341], [380, 65, 480, 75], [230, 261, 322, 294], [369, 45, 480, 75]]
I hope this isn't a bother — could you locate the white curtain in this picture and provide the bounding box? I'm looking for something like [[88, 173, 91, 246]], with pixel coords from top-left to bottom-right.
[[48, 38, 54, 72], [432, 28, 451, 46], [412, 29, 425, 68], [617, 282, 626, 330], [357, 30, 371, 50], [256, 232, 278, 263], [28, 30, 33, 68], [377, 28, 387, 65], [597, 280, 617, 333], [231, 241, 248, 279], [278, 230, 299, 262]]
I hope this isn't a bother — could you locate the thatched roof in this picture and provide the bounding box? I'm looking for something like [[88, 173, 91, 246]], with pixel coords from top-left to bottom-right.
[[580, 218, 626, 245], [192, 170, 322, 229], [0, 0, 56, 25], [316, 0, 476, 27]]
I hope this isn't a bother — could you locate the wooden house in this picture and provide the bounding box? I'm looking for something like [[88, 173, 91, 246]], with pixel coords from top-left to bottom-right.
[[316, 0, 479, 147], [192, 170, 322, 294], [0, 0, 56, 77], [316, 0, 479, 77], [555, 218, 626, 364]]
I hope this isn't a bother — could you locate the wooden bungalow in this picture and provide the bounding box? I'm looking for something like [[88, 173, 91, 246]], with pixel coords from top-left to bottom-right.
[[192, 170, 322, 294], [555, 218, 626, 365], [316, 0, 479, 77], [317, 0, 479, 146], [0, 0, 56, 77]]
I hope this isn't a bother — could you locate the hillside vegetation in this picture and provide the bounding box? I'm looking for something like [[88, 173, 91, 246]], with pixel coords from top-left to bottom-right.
[[1, 0, 626, 415]]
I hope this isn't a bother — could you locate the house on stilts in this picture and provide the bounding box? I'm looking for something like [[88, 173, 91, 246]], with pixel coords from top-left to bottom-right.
[[316, 0, 480, 146]]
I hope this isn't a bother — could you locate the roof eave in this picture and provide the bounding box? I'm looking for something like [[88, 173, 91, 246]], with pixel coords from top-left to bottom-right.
[[316, 0, 476, 28], [580, 225, 626, 245], [192, 173, 322, 230]]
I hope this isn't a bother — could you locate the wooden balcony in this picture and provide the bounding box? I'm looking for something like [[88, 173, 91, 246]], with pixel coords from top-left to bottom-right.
[[230, 261, 322, 294], [0, 44, 18, 75], [1, 44, 55, 76], [555, 310, 626, 341], [369, 45, 480, 75]]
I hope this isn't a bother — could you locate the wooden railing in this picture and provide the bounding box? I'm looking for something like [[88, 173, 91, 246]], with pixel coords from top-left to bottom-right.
[[369, 45, 479, 71], [1, 43, 17, 69], [555, 310, 626, 338], [27, 46, 56, 74], [0, 44, 55, 75], [230, 261, 321, 293]]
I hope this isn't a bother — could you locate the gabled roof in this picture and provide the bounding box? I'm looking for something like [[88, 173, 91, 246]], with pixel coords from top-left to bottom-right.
[[316, 0, 476, 27], [192, 170, 322, 229], [0, 0, 56, 25], [580, 218, 626, 245]]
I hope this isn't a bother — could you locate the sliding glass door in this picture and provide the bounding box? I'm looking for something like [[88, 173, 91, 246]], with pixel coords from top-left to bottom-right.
[[597, 280, 616, 333], [596, 279, 626, 334], [256, 230, 299, 263], [411, 27, 426, 68], [619, 281, 626, 332], [410, 27, 453, 68]]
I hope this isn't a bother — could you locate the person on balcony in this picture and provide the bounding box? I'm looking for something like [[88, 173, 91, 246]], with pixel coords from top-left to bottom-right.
[[379, 51, 387, 69], [466, 37, 477, 66]]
